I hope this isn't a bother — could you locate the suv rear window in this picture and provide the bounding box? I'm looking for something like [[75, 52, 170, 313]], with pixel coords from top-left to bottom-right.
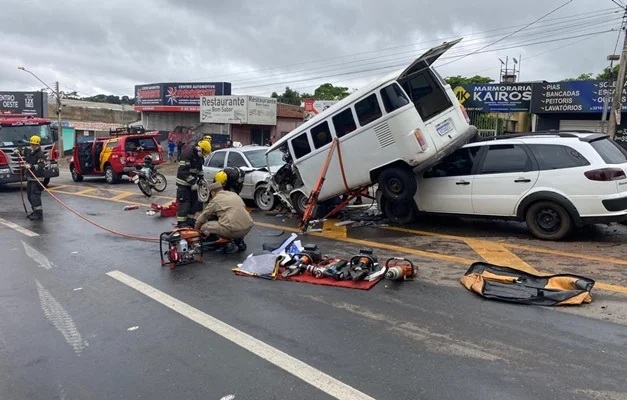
[[591, 139, 627, 164], [527, 144, 590, 170], [125, 137, 157, 151], [398, 69, 452, 121]]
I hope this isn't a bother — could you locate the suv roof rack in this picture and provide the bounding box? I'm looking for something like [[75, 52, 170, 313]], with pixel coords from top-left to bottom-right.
[[474, 130, 607, 143]]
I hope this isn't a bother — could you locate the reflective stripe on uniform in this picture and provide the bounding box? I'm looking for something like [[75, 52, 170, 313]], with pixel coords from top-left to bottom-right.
[[33, 206, 43, 211], [176, 179, 190, 186], [179, 161, 190, 166], [176, 216, 187, 222]]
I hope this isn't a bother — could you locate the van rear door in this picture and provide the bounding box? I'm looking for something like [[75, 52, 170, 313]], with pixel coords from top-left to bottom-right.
[[397, 38, 470, 154]]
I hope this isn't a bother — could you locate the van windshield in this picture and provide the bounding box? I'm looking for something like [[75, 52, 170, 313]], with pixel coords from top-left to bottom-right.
[[398, 68, 452, 121]]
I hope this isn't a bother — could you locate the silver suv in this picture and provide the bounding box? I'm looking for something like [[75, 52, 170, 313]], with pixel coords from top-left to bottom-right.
[[202, 145, 285, 210]]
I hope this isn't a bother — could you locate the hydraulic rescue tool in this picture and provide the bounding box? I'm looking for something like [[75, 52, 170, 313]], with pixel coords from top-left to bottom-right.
[[385, 257, 418, 281], [282, 244, 322, 278], [347, 248, 377, 281]]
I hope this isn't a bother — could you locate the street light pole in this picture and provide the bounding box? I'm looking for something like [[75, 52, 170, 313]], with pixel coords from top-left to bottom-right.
[[17, 67, 64, 157]]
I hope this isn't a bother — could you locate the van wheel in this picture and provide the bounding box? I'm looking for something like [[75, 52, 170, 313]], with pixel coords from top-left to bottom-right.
[[291, 192, 309, 216], [104, 165, 120, 184], [383, 198, 417, 225], [70, 165, 83, 182], [525, 201, 572, 241], [378, 167, 417, 202]]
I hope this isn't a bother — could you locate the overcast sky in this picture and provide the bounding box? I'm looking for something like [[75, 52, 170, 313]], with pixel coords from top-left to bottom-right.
[[0, 0, 622, 98]]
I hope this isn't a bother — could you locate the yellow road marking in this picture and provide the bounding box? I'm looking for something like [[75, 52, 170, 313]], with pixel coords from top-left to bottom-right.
[[48, 184, 70, 190], [46, 189, 153, 207], [53, 183, 173, 200], [384, 226, 627, 267], [464, 239, 538, 274], [255, 221, 474, 265], [322, 219, 348, 239], [74, 188, 97, 195], [109, 192, 134, 201]]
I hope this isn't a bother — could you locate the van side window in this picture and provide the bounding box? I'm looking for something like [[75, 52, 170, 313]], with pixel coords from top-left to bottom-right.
[[399, 69, 452, 121], [355, 94, 383, 127], [332, 108, 357, 138], [311, 121, 332, 149], [380, 83, 410, 113], [291, 132, 312, 159]]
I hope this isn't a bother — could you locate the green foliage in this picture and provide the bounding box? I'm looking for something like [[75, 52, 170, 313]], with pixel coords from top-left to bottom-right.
[[312, 83, 350, 100], [444, 75, 494, 87]]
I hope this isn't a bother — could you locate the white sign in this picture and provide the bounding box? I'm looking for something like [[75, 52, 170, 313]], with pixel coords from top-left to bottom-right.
[[301, 99, 339, 121], [200, 96, 248, 124], [200, 95, 277, 125], [247, 96, 277, 125]]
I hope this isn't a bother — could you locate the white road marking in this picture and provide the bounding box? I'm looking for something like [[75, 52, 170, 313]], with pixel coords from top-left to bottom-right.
[[36, 280, 89, 355], [127, 326, 139, 331], [220, 395, 235, 400], [0, 218, 39, 237], [22, 241, 55, 270], [107, 270, 375, 400], [73, 288, 83, 291]]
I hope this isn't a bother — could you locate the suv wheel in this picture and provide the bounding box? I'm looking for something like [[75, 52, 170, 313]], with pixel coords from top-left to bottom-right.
[[383, 198, 417, 225], [104, 165, 120, 184], [70, 165, 84, 182], [525, 201, 573, 241]]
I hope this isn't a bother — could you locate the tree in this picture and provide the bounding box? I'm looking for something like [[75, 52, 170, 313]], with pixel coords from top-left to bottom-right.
[[561, 73, 594, 82], [444, 75, 494, 87], [312, 83, 350, 100], [270, 86, 302, 106], [597, 65, 620, 81]]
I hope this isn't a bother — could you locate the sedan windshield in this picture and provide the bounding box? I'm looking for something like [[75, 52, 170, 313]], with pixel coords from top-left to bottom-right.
[[245, 149, 284, 168]]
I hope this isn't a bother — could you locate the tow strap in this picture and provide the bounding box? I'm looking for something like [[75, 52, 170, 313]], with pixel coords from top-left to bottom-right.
[[460, 262, 595, 306]]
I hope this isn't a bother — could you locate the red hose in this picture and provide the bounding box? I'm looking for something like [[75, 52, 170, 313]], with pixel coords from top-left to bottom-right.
[[17, 152, 159, 242]]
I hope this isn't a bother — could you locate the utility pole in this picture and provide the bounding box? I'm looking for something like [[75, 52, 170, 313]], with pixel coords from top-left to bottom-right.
[[608, 8, 627, 140], [55, 81, 64, 157]]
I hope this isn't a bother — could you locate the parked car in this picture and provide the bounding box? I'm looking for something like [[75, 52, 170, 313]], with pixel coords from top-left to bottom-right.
[[70, 129, 165, 184], [202, 145, 285, 210], [377, 131, 627, 240]]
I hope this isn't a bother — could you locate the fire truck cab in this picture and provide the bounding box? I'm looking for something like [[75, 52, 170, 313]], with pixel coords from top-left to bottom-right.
[[0, 112, 59, 186], [69, 126, 165, 184]]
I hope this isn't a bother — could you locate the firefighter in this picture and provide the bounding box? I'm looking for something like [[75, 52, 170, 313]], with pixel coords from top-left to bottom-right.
[[213, 167, 245, 195], [13, 135, 47, 220], [194, 182, 253, 242], [176, 140, 211, 227]]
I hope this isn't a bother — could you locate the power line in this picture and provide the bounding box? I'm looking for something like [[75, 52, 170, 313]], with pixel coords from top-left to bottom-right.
[[439, 0, 574, 67], [233, 29, 615, 91], [610, 0, 625, 9]]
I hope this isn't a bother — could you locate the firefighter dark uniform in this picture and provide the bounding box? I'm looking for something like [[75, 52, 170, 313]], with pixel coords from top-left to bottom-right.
[[214, 167, 244, 195], [17, 135, 47, 220], [176, 140, 211, 227]]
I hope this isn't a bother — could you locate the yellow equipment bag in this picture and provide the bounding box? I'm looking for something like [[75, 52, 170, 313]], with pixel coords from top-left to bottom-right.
[[460, 262, 594, 306]]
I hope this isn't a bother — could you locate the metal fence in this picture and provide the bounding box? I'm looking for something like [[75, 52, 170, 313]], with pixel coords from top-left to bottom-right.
[[467, 110, 513, 137]]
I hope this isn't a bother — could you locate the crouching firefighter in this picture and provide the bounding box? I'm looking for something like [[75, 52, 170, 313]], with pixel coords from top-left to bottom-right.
[[13, 135, 47, 220], [194, 182, 254, 247], [213, 167, 245, 195], [176, 140, 212, 227]]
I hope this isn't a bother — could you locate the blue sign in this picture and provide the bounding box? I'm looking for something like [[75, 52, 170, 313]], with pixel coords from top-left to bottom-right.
[[530, 80, 625, 113], [454, 83, 533, 112], [134, 82, 232, 111]]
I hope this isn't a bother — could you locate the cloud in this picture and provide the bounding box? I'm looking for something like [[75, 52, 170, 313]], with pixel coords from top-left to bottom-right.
[[0, 0, 618, 97]]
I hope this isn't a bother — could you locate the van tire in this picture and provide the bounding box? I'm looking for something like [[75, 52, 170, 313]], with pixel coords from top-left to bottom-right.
[[383, 198, 417, 225], [525, 201, 573, 241], [378, 167, 417, 202], [291, 192, 309, 216]]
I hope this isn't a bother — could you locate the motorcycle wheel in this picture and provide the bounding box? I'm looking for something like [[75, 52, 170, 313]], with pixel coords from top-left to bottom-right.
[[153, 173, 167, 192], [138, 177, 153, 197], [197, 178, 210, 203]]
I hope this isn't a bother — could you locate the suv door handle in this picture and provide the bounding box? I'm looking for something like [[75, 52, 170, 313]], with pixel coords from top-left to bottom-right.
[[456, 180, 470, 186], [514, 178, 531, 183]]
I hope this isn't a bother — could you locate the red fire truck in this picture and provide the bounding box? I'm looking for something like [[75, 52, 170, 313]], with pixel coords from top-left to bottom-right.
[[0, 112, 59, 186]]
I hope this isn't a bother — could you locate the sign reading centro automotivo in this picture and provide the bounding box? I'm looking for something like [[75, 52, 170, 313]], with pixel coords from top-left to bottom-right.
[[454, 84, 533, 112], [530, 80, 627, 113], [134, 82, 232, 112], [200, 95, 277, 125], [0, 91, 47, 117]]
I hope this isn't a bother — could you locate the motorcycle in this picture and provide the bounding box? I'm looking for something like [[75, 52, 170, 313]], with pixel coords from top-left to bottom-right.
[[127, 155, 167, 197]]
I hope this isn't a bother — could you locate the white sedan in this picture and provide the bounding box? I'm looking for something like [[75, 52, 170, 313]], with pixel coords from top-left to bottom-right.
[[202, 145, 285, 210]]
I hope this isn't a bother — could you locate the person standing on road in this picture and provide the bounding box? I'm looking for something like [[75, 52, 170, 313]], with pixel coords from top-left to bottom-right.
[[13, 135, 47, 220], [176, 140, 211, 227], [176, 141, 184, 162], [168, 140, 175, 163]]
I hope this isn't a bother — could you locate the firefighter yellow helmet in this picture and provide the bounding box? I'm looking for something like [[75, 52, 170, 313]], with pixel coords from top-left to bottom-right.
[[214, 170, 228, 186], [30, 135, 41, 145], [197, 140, 211, 156], [202, 135, 212, 142]]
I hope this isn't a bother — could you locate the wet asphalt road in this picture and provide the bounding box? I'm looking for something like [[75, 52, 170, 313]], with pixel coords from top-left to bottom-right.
[[1, 173, 627, 400]]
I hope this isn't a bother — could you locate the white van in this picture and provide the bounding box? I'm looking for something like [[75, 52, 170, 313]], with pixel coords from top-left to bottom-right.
[[265, 38, 478, 215]]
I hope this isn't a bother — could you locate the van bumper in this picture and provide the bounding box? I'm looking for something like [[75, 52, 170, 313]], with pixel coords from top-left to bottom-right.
[[413, 125, 478, 173]]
